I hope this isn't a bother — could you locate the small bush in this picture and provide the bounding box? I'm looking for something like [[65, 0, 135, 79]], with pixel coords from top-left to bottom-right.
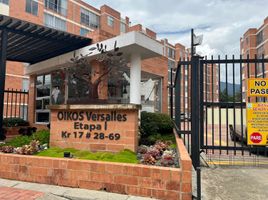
[[140, 112, 173, 136], [33, 130, 50, 145], [3, 135, 32, 147], [1, 130, 50, 147], [3, 118, 29, 127], [140, 112, 174, 145]]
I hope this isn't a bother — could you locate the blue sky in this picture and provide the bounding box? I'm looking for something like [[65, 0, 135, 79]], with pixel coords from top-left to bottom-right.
[[84, 0, 268, 57]]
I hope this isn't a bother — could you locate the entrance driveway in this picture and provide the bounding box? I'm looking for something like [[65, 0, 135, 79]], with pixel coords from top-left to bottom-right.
[[200, 167, 268, 200]]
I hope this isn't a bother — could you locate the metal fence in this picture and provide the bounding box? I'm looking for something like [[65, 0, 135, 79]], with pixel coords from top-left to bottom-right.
[[4, 89, 29, 120], [173, 55, 268, 161], [172, 54, 268, 200]]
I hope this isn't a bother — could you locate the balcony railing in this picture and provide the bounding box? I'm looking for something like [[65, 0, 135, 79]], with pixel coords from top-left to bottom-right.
[[45, 0, 67, 16]]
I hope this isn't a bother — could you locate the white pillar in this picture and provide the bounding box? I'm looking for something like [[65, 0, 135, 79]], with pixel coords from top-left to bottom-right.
[[130, 53, 141, 104]]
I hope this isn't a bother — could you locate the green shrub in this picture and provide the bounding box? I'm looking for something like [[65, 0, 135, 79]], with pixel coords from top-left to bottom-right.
[[33, 130, 50, 145], [3, 118, 29, 127], [1, 130, 50, 147], [2, 135, 32, 147], [140, 112, 174, 145], [140, 111, 173, 137]]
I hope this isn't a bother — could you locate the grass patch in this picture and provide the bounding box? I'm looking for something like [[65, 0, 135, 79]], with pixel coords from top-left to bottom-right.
[[36, 147, 138, 164]]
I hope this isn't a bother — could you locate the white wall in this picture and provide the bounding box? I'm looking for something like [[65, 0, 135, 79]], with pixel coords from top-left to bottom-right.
[[0, 3, 9, 16]]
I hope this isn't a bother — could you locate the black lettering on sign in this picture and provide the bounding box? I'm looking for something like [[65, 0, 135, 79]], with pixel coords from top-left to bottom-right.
[[255, 81, 267, 86]]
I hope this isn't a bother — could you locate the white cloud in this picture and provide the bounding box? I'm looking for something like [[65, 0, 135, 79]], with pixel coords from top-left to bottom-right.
[[84, 0, 268, 56]]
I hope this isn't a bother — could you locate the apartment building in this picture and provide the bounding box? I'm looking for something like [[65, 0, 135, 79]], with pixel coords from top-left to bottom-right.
[[240, 17, 268, 101], [0, 0, 191, 125]]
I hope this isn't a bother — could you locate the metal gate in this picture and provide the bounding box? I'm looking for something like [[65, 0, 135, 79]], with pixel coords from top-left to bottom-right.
[[172, 54, 268, 199]]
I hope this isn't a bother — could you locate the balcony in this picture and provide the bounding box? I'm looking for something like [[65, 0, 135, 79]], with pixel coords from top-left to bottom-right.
[[44, 0, 67, 17]]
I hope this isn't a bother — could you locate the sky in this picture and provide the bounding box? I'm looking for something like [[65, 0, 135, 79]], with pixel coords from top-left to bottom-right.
[[85, 0, 267, 57]]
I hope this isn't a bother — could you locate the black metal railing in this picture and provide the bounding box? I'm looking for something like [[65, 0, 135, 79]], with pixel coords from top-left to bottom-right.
[[173, 55, 268, 161], [4, 89, 29, 120]]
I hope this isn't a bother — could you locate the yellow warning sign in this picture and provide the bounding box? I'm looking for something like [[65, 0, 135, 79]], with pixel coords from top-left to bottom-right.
[[247, 103, 268, 146], [247, 78, 268, 97]]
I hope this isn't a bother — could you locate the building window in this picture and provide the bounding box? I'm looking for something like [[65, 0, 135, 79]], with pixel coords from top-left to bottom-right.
[[80, 27, 90, 36], [26, 0, 38, 16], [20, 105, 28, 120], [44, 13, 66, 31], [167, 47, 175, 59], [80, 8, 100, 29], [35, 74, 51, 123], [257, 30, 264, 46], [107, 16, 114, 27], [22, 78, 29, 91], [44, 0, 67, 16], [0, 0, 9, 5], [120, 22, 126, 33]]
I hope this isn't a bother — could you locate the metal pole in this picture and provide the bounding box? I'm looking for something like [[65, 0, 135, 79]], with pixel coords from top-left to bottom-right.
[[170, 68, 174, 118], [191, 29, 194, 58], [0, 28, 8, 140], [191, 56, 201, 200], [175, 65, 181, 129]]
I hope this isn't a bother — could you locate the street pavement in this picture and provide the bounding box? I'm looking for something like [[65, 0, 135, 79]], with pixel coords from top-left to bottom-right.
[[0, 179, 156, 200], [195, 166, 268, 200]]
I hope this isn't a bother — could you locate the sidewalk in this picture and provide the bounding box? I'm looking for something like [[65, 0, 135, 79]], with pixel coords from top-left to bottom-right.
[[0, 179, 156, 200]]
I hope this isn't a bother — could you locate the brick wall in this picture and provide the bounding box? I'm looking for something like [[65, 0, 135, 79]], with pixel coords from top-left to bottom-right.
[[0, 132, 192, 200]]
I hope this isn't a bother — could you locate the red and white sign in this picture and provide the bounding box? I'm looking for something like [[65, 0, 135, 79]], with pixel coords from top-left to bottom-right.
[[250, 132, 262, 144]]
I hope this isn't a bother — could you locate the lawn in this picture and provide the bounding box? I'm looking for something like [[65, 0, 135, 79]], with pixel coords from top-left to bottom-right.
[[36, 147, 138, 164]]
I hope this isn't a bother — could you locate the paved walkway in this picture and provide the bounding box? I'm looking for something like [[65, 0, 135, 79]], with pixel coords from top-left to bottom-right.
[[0, 179, 156, 200], [0, 187, 43, 200]]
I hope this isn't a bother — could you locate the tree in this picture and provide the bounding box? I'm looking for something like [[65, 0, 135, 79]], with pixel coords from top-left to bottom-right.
[[67, 41, 127, 100], [219, 88, 242, 103]]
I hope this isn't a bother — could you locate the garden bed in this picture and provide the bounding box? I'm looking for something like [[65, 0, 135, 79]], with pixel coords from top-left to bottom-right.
[[0, 131, 191, 200], [0, 113, 192, 199]]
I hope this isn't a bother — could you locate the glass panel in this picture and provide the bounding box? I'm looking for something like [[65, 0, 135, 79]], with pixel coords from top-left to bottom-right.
[[44, 74, 51, 85], [26, 0, 38, 15], [51, 70, 65, 104], [107, 16, 114, 27], [20, 105, 28, 120], [36, 112, 50, 123], [22, 78, 29, 91], [80, 28, 90, 36], [45, 0, 67, 16], [43, 98, 50, 109], [32, 0, 38, 15], [36, 86, 50, 97], [36, 100, 42, 110], [36, 75, 43, 86], [80, 7, 100, 29], [44, 13, 66, 31]]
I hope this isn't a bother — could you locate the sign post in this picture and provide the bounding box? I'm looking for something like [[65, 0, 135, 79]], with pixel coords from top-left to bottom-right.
[[247, 78, 268, 146]]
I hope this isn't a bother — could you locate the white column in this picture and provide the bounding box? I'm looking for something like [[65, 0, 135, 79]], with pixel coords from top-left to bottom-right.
[[130, 53, 141, 104]]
